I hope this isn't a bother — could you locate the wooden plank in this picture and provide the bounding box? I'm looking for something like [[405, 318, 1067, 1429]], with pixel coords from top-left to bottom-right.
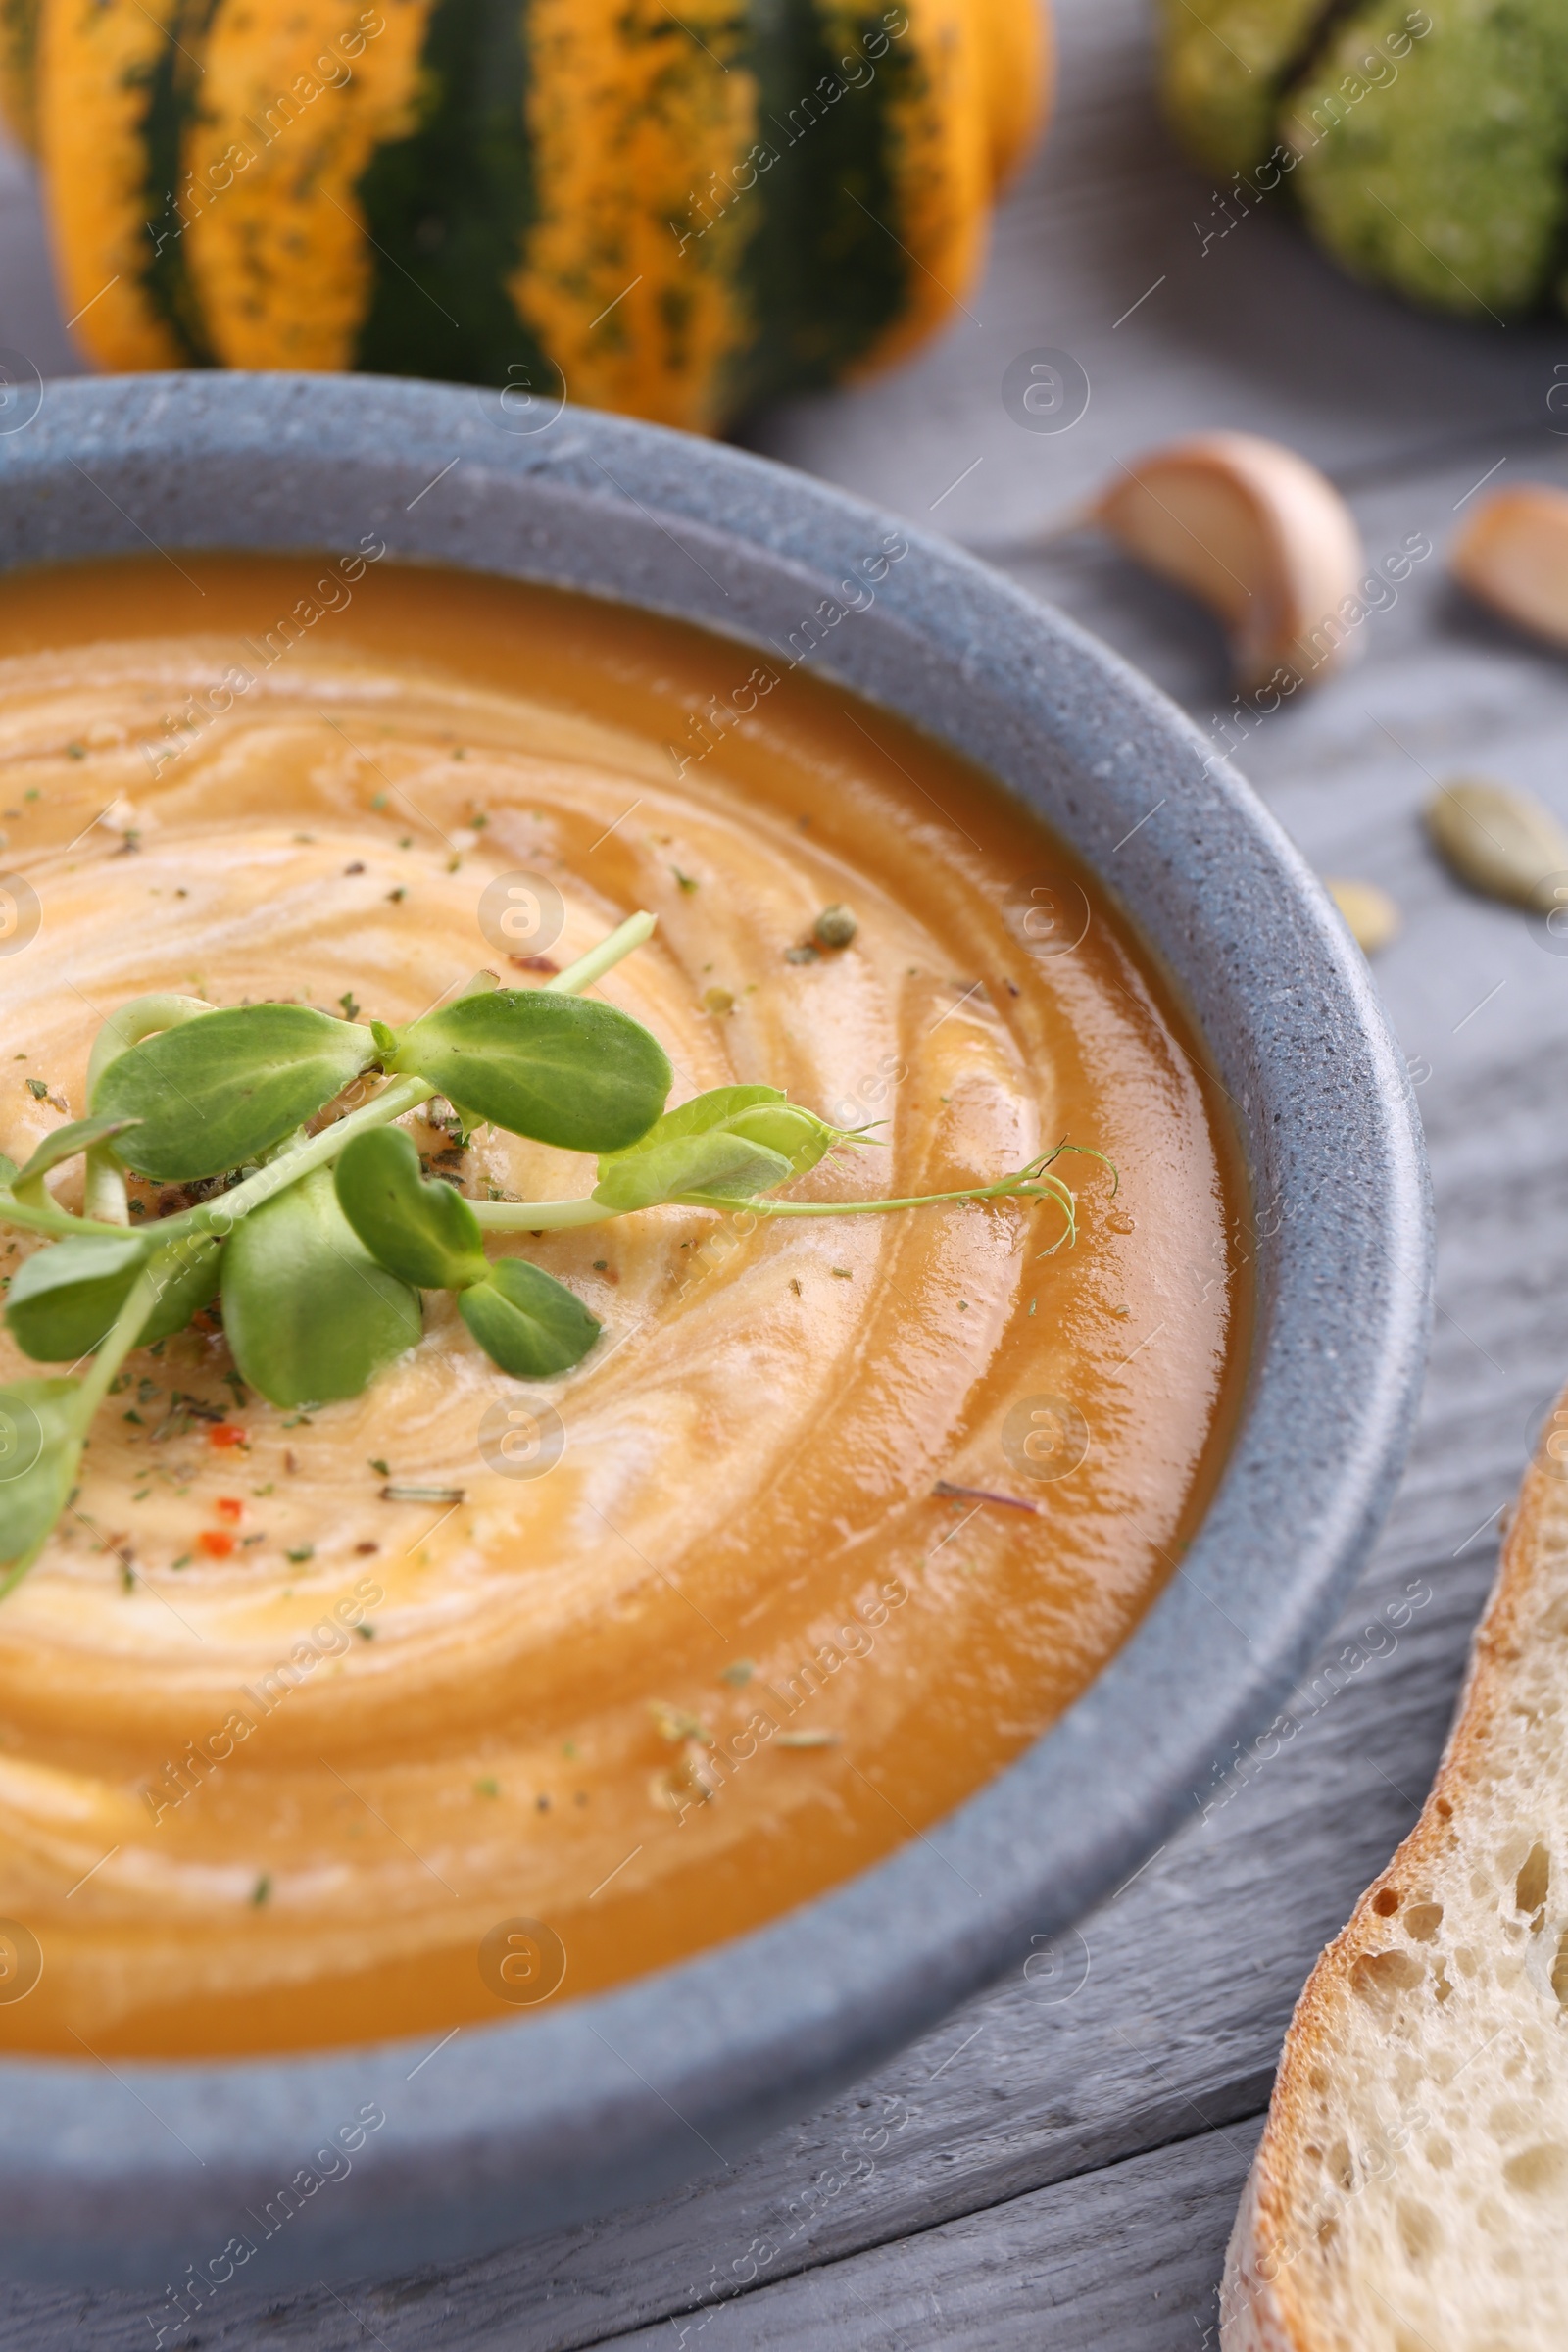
[[597, 2121, 1263, 2352]]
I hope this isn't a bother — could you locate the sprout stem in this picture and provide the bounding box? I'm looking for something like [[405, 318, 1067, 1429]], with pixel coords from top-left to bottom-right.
[[472, 1167, 1077, 1238], [74, 1259, 166, 1428], [743, 1172, 1076, 1227], [84, 1149, 129, 1227], [0, 1195, 132, 1241], [472, 1198, 613, 1232], [546, 910, 658, 997], [0, 1254, 174, 1598]]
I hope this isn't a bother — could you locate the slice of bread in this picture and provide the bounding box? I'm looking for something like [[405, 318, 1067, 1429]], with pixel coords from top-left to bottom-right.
[[1222, 1403, 1568, 2351]]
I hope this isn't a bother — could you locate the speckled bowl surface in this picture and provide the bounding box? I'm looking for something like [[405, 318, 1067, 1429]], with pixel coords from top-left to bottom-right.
[[0, 373, 1431, 2291]]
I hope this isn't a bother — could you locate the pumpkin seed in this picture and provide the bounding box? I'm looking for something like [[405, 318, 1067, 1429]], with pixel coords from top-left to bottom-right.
[[1423, 777, 1568, 912], [1326, 878, 1400, 956]]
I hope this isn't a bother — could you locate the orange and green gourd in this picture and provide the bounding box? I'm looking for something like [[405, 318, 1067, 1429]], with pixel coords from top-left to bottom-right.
[[0, 0, 1051, 432], [1157, 0, 1568, 324]]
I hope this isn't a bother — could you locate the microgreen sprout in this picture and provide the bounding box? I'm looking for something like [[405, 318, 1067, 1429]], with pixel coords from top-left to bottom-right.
[[0, 908, 1103, 1589]]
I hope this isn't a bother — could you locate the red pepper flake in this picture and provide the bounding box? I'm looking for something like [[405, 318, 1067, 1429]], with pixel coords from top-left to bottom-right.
[[198, 1530, 234, 1558], [214, 1496, 243, 1522], [208, 1424, 247, 1450]]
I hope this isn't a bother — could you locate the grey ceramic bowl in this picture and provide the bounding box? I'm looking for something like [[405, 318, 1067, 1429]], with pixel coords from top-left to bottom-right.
[[0, 373, 1430, 2293]]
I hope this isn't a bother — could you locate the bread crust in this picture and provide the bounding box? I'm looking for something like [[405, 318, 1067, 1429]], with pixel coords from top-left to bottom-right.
[[1220, 1411, 1568, 2350]]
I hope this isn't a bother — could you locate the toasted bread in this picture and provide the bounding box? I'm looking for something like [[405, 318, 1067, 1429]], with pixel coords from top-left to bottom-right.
[[1222, 1402, 1568, 2350]]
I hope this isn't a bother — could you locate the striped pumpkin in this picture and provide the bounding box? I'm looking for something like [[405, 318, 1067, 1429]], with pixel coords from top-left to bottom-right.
[[1, 0, 1050, 433]]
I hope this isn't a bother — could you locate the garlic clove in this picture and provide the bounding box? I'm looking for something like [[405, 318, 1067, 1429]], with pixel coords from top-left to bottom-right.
[[1450, 485, 1568, 652], [1090, 432, 1366, 692], [1326, 878, 1400, 956]]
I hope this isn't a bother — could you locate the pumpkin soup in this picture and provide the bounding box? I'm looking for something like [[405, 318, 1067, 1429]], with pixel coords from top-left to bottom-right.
[[0, 555, 1246, 2055]]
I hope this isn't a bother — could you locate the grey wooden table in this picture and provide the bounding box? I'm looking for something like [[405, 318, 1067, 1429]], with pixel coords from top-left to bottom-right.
[[3, 5, 1565, 2344]]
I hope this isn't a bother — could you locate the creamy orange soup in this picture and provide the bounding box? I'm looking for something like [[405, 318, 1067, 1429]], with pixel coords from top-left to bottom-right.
[[0, 556, 1247, 2056]]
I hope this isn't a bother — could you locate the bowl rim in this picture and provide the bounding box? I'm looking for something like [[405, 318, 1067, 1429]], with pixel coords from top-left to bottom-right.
[[0, 372, 1431, 2293]]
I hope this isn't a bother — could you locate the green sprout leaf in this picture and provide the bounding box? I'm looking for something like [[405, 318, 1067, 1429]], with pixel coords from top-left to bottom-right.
[[458, 1258, 601, 1379], [5, 1232, 221, 1363], [10, 1114, 142, 1200], [84, 992, 214, 1098], [594, 1130, 792, 1213], [594, 1086, 847, 1211], [388, 990, 671, 1154], [93, 1004, 378, 1182], [220, 1167, 421, 1407], [618, 1084, 784, 1147], [721, 1101, 853, 1175], [333, 1128, 598, 1378], [0, 1380, 85, 1586], [0, 909, 1099, 1597], [333, 1125, 488, 1291]]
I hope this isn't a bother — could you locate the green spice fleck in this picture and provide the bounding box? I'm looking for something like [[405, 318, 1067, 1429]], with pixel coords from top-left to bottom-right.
[[24, 1078, 47, 1100], [672, 866, 699, 893], [251, 1874, 270, 1906], [285, 1545, 315, 1564], [719, 1659, 755, 1687], [475, 1776, 500, 1797]]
